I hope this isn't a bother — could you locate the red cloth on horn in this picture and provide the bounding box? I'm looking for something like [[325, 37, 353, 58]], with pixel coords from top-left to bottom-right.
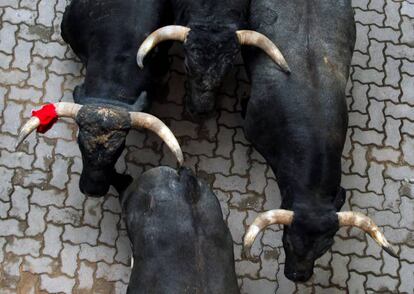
[[31, 104, 58, 133]]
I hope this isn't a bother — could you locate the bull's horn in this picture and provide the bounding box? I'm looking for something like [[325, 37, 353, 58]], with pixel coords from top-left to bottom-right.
[[236, 30, 290, 73], [137, 26, 191, 68], [15, 102, 82, 149], [243, 209, 294, 259], [337, 211, 398, 258], [130, 112, 184, 166]]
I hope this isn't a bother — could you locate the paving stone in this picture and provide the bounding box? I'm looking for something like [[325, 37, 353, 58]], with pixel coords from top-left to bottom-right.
[[367, 162, 385, 193], [6, 237, 41, 257], [9, 186, 30, 220], [371, 146, 400, 163], [235, 260, 260, 278], [27, 56, 49, 88], [259, 246, 279, 281], [227, 209, 247, 244], [99, 211, 119, 246], [365, 274, 399, 292], [247, 161, 267, 194], [31, 188, 66, 207], [241, 278, 277, 294], [349, 255, 382, 275], [12, 39, 33, 70], [60, 243, 79, 277], [46, 206, 82, 226], [347, 271, 366, 294], [216, 126, 234, 158], [313, 266, 331, 287], [37, 0, 56, 27], [103, 195, 122, 214], [77, 261, 94, 290], [3, 7, 37, 25], [2, 100, 23, 135], [23, 256, 55, 274], [79, 243, 116, 263], [66, 174, 86, 209], [384, 116, 402, 148], [399, 245, 414, 263], [399, 196, 414, 230], [368, 40, 385, 70], [49, 155, 70, 189], [26, 204, 47, 236], [0, 22, 18, 54], [214, 174, 248, 193], [341, 173, 368, 191], [352, 143, 368, 175], [40, 275, 75, 294], [96, 262, 130, 283], [399, 261, 414, 294], [263, 178, 282, 210], [384, 57, 401, 88], [350, 191, 383, 210], [385, 165, 414, 181], [276, 263, 296, 293], [0, 166, 14, 201], [115, 230, 131, 265], [43, 224, 63, 258], [198, 155, 231, 175], [83, 198, 104, 227], [62, 225, 99, 246]]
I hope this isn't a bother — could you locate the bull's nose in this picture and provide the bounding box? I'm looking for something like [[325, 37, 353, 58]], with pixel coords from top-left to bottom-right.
[[79, 174, 110, 197], [285, 269, 313, 282]]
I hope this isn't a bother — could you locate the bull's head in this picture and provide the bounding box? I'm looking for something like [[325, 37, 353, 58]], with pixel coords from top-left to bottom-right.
[[15, 102, 183, 196], [137, 25, 290, 116], [243, 206, 398, 282]]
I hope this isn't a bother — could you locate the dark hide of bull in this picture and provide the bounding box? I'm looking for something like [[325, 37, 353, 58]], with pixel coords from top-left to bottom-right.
[[242, 0, 355, 282], [120, 167, 240, 294], [61, 0, 171, 196], [171, 0, 249, 116]]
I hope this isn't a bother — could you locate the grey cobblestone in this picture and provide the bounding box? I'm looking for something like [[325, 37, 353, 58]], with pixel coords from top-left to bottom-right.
[[0, 0, 413, 293]]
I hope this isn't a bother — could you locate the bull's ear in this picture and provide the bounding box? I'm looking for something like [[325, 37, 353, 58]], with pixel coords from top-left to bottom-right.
[[333, 187, 346, 211], [129, 91, 150, 112]]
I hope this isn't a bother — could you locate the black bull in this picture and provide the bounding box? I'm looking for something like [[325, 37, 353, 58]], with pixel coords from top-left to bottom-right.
[[120, 167, 239, 294], [16, 0, 183, 197], [137, 0, 290, 117], [242, 0, 398, 282]]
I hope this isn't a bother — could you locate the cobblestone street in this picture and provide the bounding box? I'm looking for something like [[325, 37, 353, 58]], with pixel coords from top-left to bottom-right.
[[0, 0, 413, 293]]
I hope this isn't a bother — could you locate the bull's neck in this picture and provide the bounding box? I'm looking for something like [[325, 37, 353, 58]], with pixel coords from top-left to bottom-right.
[[276, 141, 343, 210], [82, 52, 142, 104]]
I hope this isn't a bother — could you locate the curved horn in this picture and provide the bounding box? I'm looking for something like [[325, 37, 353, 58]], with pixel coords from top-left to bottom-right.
[[236, 30, 290, 73], [15, 117, 41, 150], [130, 112, 184, 166], [15, 102, 82, 150], [137, 26, 191, 68], [337, 211, 398, 258], [243, 209, 294, 259]]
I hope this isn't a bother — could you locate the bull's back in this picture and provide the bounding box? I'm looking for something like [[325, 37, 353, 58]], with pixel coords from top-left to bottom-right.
[[244, 0, 354, 147], [122, 167, 239, 294], [243, 0, 354, 191]]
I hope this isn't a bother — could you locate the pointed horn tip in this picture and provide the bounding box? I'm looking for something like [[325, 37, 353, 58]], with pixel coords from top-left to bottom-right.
[[382, 245, 399, 259], [136, 56, 144, 69], [242, 246, 256, 261], [14, 140, 23, 151], [284, 65, 291, 74]]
